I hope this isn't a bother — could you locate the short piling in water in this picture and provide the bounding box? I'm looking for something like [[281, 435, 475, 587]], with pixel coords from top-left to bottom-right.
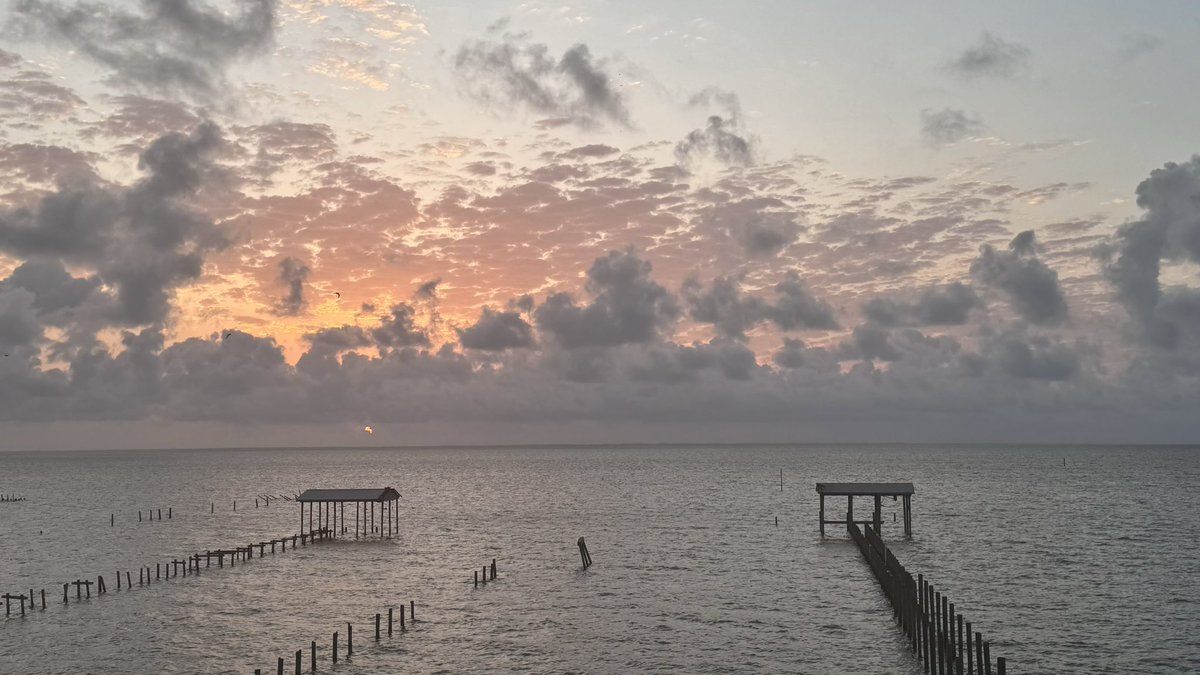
[[332, 632, 338, 663], [388, 607, 393, 636], [577, 537, 592, 569], [310, 641, 316, 672], [295, 650, 301, 675], [375, 613, 381, 640], [346, 623, 353, 657]]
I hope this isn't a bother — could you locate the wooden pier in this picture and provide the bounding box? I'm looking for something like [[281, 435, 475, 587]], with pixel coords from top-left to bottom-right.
[[816, 482, 913, 537], [296, 488, 401, 539]]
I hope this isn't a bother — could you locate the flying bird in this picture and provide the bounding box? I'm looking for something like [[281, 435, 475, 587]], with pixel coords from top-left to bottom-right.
[[363, 425, 373, 434], [223, 331, 233, 340], [334, 291, 341, 298]]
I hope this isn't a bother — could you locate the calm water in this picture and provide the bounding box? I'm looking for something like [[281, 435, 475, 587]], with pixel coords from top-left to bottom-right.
[[0, 445, 1197, 675]]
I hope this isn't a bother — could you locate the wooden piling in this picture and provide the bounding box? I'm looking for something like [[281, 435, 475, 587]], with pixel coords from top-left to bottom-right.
[[996, 657, 1005, 675], [276, 657, 283, 675], [347, 623, 353, 656], [983, 641, 991, 675], [375, 613, 381, 640], [400, 604, 405, 630], [126, 571, 132, 588], [410, 600, 415, 622], [492, 558, 497, 579], [483, 565, 488, 583], [62, 583, 68, 603], [295, 650, 301, 675], [40, 588, 45, 609], [388, 607, 393, 636], [474, 570, 478, 587], [311, 640, 316, 672], [332, 632, 338, 663]]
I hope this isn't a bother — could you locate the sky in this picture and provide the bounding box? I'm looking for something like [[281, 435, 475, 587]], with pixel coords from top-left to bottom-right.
[[0, 0, 1198, 449]]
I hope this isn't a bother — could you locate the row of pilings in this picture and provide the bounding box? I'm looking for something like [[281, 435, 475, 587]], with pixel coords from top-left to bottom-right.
[[848, 521, 1007, 674], [3, 528, 334, 620]]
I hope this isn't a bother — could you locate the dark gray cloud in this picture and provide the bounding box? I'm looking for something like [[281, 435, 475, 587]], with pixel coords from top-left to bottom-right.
[[1100, 156, 1200, 349], [694, 197, 803, 257], [453, 31, 630, 128], [971, 231, 1068, 325], [772, 337, 808, 369], [988, 332, 1083, 381], [9, 0, 276, 97], [920, 108, 984, 146], [675, 116, 757, 168], [535, 249, 679, 348], [0, 121, 229, 327], [370, 303, 431, 350], [458, 307, 535, 351], [685, 273, 839, 341], [1118, 32, 1163, 61], [2, 259, 100, 319], [862, 282, 979, 327], [274, 256, 309, 316], [415, 278, 441, 301], [947, 32, 1031, 80], [837, 322, 901, 362]]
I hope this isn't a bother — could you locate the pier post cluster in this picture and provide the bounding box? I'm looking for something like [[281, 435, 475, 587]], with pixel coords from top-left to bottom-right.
[[4, 528, 334, 620], [577, 537, 592, 570], [474, 559, 499, 587], [848, 521, 1007, 675], [256, 602, 417, 673]]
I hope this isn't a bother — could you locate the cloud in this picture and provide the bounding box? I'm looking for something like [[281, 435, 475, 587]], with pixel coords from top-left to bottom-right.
[[946, 32, 1031, 80], [971, 231, 1068, 325], [458, 307, 535, 351], [1118, 33, 1163, 61], [9, 0, 276, 97], [370, 303, 431, 350], [990, 332, 1081, 381], [453, 31, 630, 128], [0, 121, 229, 327], [675, 115, 757, 168], [1099, 156, 1200, 349], [675, 88, 757, 167], [862, 283, 979, 327], [534, 249, 679, 348], [274, 256, 310, 316], [920, 108, 984, 146], [684, 273, 840, 341], [415, 278, 440, 300], [693, 197, 804, 257]]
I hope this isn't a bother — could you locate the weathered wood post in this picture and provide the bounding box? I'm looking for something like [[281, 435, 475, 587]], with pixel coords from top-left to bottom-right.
[[62, 583, 68, 604], [492, 558, 497, 579], [983, 641, 991, 675], [996, 657, 1005, 675], [819, 493, 825, 536], [311, 640, 316, 672], [347, 623, 353, 656], [295, 650, 301, 675], [966, 622, 973, 674], [483, 565, 488, 583], [40, 588, 45, 609], [474, 570, 478, 587], [410, 600, 415, 622], [975, 632, 983, 674], [332, 632, 338, 664], [126, 571, 132, 588], [375, 613, 381, 640], [400, 604, 406, 630], [388, 607, 393, 636], [276, 657, 282, 675]]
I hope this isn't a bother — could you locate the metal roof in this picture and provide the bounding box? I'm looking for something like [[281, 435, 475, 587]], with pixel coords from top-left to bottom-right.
[[296, 487, 401, 502], [815, 482, 914, 496]]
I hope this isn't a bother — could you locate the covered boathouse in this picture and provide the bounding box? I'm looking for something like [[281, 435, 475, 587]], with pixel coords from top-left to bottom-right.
[[816, 482, 913, 537], [297, 487, 401, 539]]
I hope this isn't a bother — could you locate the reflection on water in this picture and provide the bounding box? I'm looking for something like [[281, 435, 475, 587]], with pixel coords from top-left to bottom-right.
[[0, 445, 1197, 674]]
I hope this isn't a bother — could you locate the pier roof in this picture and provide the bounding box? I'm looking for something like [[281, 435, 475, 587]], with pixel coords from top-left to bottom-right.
[[815, 482, 914, 496], [297, 487, 401, 502]]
